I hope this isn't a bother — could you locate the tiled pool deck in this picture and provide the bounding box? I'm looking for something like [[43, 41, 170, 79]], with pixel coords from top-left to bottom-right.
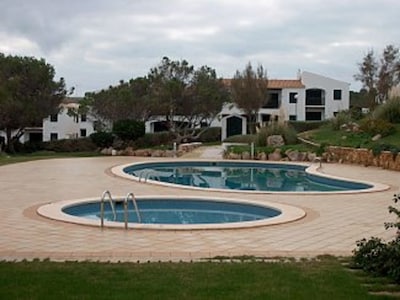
[[0, 154, 399, 262]]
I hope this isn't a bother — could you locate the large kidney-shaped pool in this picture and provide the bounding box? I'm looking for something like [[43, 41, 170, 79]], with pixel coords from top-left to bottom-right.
[[114, 160, 383, 193]]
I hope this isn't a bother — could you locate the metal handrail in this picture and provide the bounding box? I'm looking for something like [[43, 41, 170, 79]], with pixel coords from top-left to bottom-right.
[[100, 190, 116, 228], [126, 192, 142, 224]]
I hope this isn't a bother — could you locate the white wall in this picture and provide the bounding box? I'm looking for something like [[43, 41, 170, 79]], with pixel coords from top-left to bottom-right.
[[42, 106, 95, 141], [301, 71, 350, 119]]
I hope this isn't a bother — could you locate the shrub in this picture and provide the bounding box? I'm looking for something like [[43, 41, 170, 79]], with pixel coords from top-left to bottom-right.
[[352, 194, 400, 283], [359, 117, 395, 137], [90, 131, 114, 148], [42, 138, 97, 152], [134, 131, 175, 149], [256, 122, 297, 147], [198, 127, 221, 143], [330, 110, 353, 130], [370, 143, 400, 156], [112, 119, 145, 141], [289, 120, 328, 133], [374, 97, 400, 123], [13, 141, 44, 153]]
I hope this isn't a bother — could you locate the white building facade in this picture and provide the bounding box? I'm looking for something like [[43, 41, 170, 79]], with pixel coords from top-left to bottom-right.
[[42, 99, 95, 141], [219, 71, 350, 139]]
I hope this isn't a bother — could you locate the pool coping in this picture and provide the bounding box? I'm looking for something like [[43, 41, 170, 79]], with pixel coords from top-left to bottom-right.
[[36, 195, 306, 230], [111, 159, 390, 195]]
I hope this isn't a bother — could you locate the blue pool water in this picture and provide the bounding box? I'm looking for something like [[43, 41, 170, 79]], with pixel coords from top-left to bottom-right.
[[62, 198, 281, 224], [123, 161, 372, 192]]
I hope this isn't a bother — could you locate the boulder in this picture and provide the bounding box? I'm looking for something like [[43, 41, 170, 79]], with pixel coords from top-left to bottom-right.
[[241, 151, 251, 160], [267, 135, 285, 147], [257, 152, 267, 160], [372, 134, 382, 141], [286, 150, 299, 161], [268, 148, 282, 161]]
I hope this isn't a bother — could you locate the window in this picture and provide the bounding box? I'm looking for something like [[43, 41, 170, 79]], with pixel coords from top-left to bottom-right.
[[50, 133, 58, 141], [80, 129, 87, 137], [81, 114, 87, 122], [50, 114, 58, 122], [289, 92, 298, 103], [263, 93, 280, 108], [289, 115, 297, 121], [333, 89, 342, 100]]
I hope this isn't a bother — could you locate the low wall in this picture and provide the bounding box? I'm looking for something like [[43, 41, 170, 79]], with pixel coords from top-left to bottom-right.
[[324, 146, 400, 171]]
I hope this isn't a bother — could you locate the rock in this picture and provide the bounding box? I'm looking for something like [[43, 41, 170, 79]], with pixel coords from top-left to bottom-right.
[[100, 147, 112, 155], [123, 147, 135, 156], [267, 135, 285, 147], [151, 149, 164, 157], [286, 150, 299, 161], [372, 134, 382, 141], [164, 150, 175, 157], [307, 152, 317, 162], [227, 152, 241, 160], [241, 151, 251, 160], [298, 152, 308, 161], [134, 149, 150, 157], [257, 152, 267, 160], [268, 148, 282, 161]]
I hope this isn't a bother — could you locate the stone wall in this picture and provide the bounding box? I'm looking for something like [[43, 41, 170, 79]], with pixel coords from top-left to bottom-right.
[[323, 146, 400, 171]]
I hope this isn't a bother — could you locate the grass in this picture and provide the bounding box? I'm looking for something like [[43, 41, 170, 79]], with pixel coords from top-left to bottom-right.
[[0, 151, 102, 166], [302, 124, 400, 149], [0, 258, 397, 299]]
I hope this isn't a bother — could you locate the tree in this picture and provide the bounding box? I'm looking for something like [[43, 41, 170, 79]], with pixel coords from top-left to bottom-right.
[[354, 45, 400, 108], [230, 62, 268, 134], [81, 77, 151, 130], [148, 57, 229, 142], [0, 53, 67, 152], [377, 45, 400, 103]]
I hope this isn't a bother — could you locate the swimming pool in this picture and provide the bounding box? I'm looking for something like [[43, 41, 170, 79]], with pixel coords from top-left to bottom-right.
[[37, 196, 306, 230], [117, 160, 376, 193]]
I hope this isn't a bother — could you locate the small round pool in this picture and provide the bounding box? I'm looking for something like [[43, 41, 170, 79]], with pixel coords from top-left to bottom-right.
[[114, 160, 380, 193], [37, 196, 306, 230]]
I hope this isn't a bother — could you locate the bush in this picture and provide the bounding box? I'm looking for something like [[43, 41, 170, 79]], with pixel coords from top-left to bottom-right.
[[370, 143, 400, 156], [256, 122, 298, 147], [289, 120, 328, 133], [330, 110, 353, 130], [359, 117, 395, 137], [12, 141, 44, 153], [374, 97, 400, 123], [198, 127, 221, 143], [112, 119, 145, 141], [352, 194, 400, 283], [134, 131, 175, 149], [42, 138, 97, 152], [90, 131, 114, 148]]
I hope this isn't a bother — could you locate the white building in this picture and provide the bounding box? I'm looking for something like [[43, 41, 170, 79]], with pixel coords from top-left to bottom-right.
[[42, 98, 95, 141], [219, 71, 350, 140]]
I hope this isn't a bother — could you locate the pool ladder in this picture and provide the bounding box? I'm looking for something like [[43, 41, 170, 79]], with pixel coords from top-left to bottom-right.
[[100, 190, 142, 229]]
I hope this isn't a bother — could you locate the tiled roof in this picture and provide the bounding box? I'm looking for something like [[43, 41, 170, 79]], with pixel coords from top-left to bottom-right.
[[268, 79, 304, 89], [222, 79, 304, 89]]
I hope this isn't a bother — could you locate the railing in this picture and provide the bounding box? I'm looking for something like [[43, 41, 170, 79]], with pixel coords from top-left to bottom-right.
[[124, 192, 142, 229], [100, 190, 116, 228], [100, 190, 142, 229]]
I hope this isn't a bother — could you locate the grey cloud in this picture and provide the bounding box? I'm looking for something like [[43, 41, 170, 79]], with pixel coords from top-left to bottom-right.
[[1, 0, 399, 95]]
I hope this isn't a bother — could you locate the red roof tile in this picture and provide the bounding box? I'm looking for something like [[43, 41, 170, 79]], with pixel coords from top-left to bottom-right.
[[222, 79, 304, 89]]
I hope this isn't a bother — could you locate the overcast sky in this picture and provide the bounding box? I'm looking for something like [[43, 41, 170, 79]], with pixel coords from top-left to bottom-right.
[[1, 0, 399, 95]]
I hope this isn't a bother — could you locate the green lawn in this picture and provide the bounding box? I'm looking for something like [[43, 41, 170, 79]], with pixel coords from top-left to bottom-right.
[[302, 124, 400, 149], [0, 258, 397, 299]]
